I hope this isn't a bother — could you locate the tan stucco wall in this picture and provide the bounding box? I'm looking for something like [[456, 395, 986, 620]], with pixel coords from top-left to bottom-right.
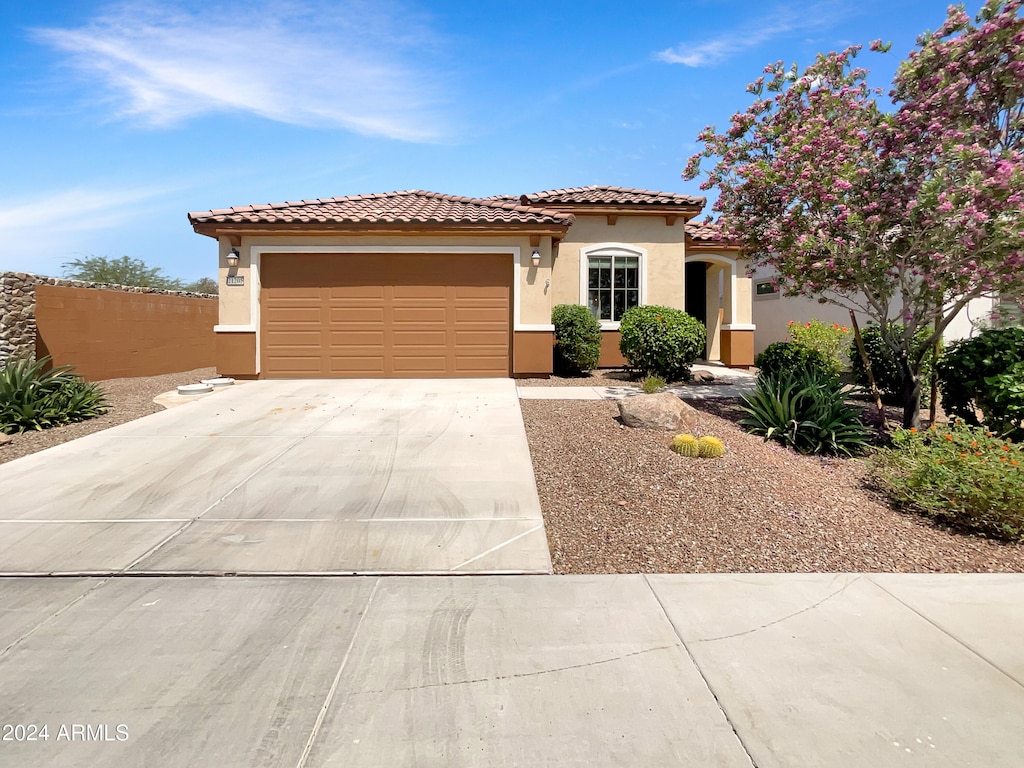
[[216, 331, 257, 378], [734, 265, 753, 325], [513, 330, 554, 376], [550, 215, 688, 311], [214, 233, 553, 329], [217, 237, 250, 326]]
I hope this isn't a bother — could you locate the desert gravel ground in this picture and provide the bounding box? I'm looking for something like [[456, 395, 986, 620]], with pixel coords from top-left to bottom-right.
[[520, 398, 1024, 574], [0, 367, 216, 465], [517, 369, 641, 387]]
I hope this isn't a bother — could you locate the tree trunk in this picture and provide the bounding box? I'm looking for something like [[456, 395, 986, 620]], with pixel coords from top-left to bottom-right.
[[899, 357, 922, 429]]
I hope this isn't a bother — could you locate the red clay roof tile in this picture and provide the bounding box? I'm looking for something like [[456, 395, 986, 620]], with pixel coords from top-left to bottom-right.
[[188, 190, 573, 228], [516, 185, 705, 208], [684, 219, 725, 241]]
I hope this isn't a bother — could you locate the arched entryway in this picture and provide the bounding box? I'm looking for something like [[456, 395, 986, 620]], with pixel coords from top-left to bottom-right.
[[684, 253, 741, 364]]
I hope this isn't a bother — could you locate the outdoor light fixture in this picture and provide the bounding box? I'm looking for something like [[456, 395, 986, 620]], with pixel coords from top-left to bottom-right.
[[226, 248, 240, 268], [530, 248, 541, 267]]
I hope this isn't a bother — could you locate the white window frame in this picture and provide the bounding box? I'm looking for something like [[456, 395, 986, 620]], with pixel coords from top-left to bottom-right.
[[579, 243, 647, 330]]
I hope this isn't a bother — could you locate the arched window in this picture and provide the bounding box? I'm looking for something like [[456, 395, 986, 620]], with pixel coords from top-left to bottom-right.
[[579, 244, 646, 326]]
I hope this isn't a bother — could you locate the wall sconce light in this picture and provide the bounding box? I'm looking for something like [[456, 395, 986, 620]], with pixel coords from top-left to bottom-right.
[[226, 248, 240, 268], [530, 248, 541, 267]]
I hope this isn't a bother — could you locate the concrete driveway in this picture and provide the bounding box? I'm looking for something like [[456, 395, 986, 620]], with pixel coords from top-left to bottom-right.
[[0, 379, 551, 575]]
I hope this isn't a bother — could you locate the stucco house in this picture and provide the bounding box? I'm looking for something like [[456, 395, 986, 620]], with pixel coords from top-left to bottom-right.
[[188, 186, 755, 379]]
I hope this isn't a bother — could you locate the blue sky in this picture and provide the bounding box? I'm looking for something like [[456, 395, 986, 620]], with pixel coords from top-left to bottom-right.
[[1, 0, 955, 283]]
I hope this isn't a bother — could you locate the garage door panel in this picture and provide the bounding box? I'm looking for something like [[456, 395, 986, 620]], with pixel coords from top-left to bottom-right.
[[261, 252, 509, 378], [454, 307, 508, 324], [454, 330, 509, 346], [328, 331, 385, 346], [265, 307, 323, 324], [265, 355, 324, 373], [265, 331, 322, 347], [330, 357, 386, 374], [393, 330, 447, 346], [265, 288, 324, 300], [392, 356, 448, 373], [329, 307, 386, 324], [393, 307, 447, 324], [328, 285, 386, 299], [392, 285, 447, 300], [454, 285, 508, 299]]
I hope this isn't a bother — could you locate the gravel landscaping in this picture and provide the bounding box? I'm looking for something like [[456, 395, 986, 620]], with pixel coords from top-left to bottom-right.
[[0, 367, 216, 465], [517, 369, 641, 387], [521, 397, 1024, 574]]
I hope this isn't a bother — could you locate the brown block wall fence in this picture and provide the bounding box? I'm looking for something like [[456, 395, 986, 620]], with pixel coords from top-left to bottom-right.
[[1, 272, 217, 381]]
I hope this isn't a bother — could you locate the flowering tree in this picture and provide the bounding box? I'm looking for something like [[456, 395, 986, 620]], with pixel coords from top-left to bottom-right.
[[684, 0, 1024, 428]]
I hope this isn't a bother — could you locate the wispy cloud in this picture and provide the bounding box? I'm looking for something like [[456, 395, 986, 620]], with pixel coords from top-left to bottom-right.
[[655, 3, 846, 67], [0, 186, 171, 233], [0, 185, 186, 273], [31, 0, 449, 141]]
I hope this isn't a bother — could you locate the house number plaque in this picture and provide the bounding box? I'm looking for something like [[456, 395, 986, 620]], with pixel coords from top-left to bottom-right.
[[226, 275, 245, 286]]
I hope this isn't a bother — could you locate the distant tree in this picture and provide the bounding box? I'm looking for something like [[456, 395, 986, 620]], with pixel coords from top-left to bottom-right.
[[181, 277, 218, 295], [62, 255, 185, 290], [684, 0, 1024, 428]]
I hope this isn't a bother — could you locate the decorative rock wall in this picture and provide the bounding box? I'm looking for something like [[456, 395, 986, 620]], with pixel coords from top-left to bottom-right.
[[0, 272, 215, 371]]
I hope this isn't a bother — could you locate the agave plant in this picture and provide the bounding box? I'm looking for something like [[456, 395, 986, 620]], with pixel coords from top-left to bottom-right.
[[738, 369, 870, 456], [0, 357, 108, 434]]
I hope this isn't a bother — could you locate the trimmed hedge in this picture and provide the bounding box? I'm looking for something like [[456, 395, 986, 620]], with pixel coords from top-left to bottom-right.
[[618, 305, 706, 382], [551, 304, 602, 375]]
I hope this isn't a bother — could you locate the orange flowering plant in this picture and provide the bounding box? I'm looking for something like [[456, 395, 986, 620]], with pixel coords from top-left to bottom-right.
[[786, 319, 852, 378], [870, 423, 1024, 541]]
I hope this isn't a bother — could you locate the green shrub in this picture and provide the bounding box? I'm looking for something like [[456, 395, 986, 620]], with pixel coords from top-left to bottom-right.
[[0, 357, 108, 434], [618, 305, 706, 382], [755, 341, 835, 381], [848, 324, 936, 403], [670, 433, 700, 457], [641, 375, 666, 394], [870, 423, 1024, 541], [787, 319, 852, 377], [937, 327, 1024, 439], [697, 435, 726, 458], [738, 368, 871, 456], [551, 304, 602, 375]]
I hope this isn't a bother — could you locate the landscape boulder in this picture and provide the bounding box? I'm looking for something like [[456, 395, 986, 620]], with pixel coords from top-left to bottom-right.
[[617, 392, 698, 431]]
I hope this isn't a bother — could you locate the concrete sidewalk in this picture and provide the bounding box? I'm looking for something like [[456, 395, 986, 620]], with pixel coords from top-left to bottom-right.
[[2, 573, 1022, 767], [518, 363, 757, 400]]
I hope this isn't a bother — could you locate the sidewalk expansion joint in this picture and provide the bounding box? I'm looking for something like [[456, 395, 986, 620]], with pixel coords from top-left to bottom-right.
[[642, 575, 760, 768]]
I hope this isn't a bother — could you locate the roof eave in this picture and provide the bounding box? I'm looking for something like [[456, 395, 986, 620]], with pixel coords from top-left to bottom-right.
[[190, 220, 574, 240], [685, 237, 743, 251], [523, 203, 704, 220]]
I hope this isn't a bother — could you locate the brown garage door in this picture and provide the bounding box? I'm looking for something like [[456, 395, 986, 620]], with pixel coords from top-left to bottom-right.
[[260, 252, 511, 378]]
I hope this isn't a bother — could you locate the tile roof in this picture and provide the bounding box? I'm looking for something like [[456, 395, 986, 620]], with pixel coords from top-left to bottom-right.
[[188, 190, 574, 228], [517, 185, 705, 208], [684, 219, 725, 241], [685, 219, 742, 248]]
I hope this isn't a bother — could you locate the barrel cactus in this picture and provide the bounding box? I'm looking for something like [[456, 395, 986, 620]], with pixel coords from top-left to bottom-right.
[[671, 433, 700, 457], [697, 435, 726, 458]]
